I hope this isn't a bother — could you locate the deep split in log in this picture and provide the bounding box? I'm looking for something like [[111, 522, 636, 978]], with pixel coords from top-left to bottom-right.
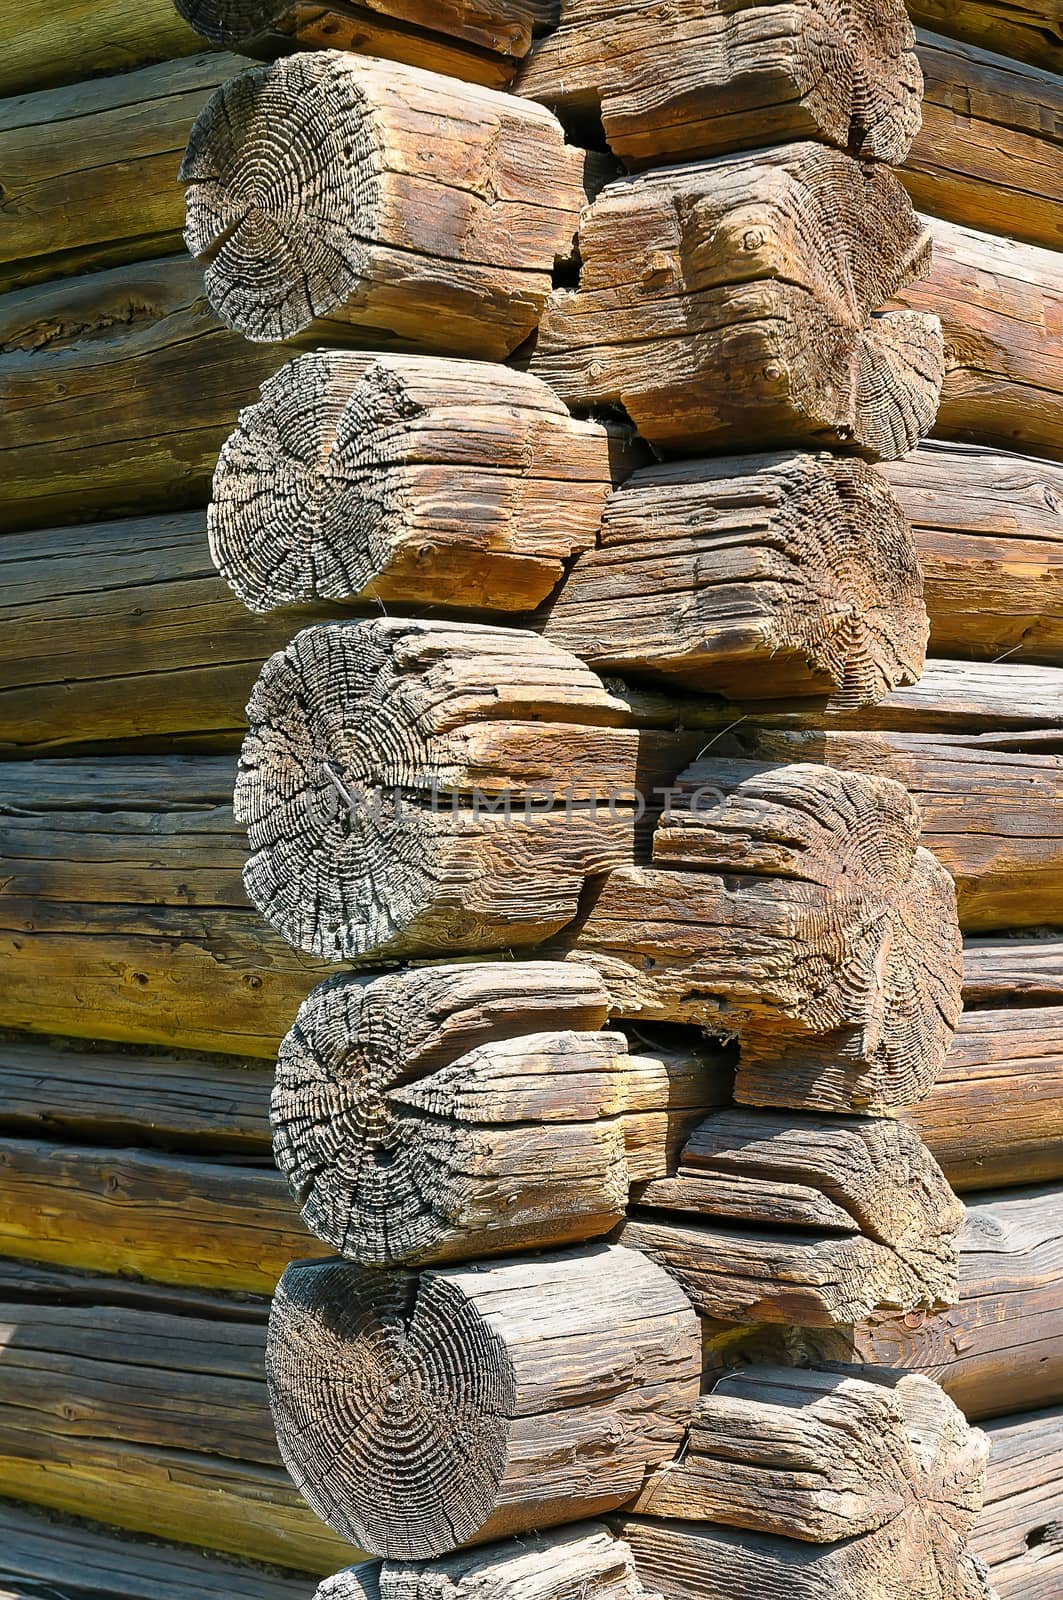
[[517, 0, 922, 167], [542, 451, 928, 705], [266, 1244, 700, 1558], [530, 144, 943, 459], [236, 619, 697, 960], [181, 51, 598, 355], [572, 759, 964, 1113], [210, 353, 638, 614], [272, 962, 730, 1264]]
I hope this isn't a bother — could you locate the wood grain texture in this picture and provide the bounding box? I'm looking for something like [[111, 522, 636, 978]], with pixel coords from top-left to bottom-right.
[[267, 1246, 700, 1558], [182, 51, 596, 354], [531, 144, 942, 460], [0, 257, 291, 533], [907, 0, 1062, 72], [974, 1407, 1063, 1598], [904, 31, 1063, 254], [0, 0, 211, 98], [0, 54, 250, 293], [517, 0, 922, 166]]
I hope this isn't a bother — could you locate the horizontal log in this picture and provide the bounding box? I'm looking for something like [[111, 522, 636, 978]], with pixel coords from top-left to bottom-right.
[[211, 353, 638, 615], [182, 52, 597, 354], [907, 0, 1062, 72], [0, 1500, 320, 1599], [904, 32, 1063, 254], [0, 0, 211, 98], [531, 144, 942, 460], [517, 0, 922, 166], [882, 441, 1063, 665], [897, 215, 1063, 462], [974, 1407, 1063, 1598], [542, 452, 928, 706], [0, 1273, 350, 1572], [962, 935, 1063, 1005], [268, 1246, 700, 1558], [0, 257, 290, 533], [0, 54, 249, 294]]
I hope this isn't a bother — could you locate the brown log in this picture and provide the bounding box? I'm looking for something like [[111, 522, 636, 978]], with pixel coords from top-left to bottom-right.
[[883, 441, 1063, 665], [0, 54, 250, 294], [181, 52, 597, 355], [236, 619, 694, 960], [904, 32, 1063, 254], [574, 760, 963, 1114], [974, 1407, 1063, 1599], [272, 963, 727, 1265], [907, 0, 1062, 72], [542, 451, 927, 706], [210, 353, 638, 615], [531, 145, 942, 460], [267, 1245, 700, 1558], [962, 935, 1063, 1006], [0, 0, 211, 98], [897, 215, 1063, 462], [0, 256, 291, 533], [517, 0, 922, 167]]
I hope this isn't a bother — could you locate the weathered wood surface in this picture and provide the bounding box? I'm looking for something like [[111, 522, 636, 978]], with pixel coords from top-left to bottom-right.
[[974, 1407, 1063, 1598], [897, 216, 1063, 463], [267, 1246, 700, 1557], [907, 1007, 1063, 1191], [543, 452, 928, 707], [962, 935, 1063, 1005], [237, 620, 693, 960], [175, 0, 556, 87], [182, 52, 597, 354], [0, 0, 212, 98], [849, 1186, 1063, 1422], [273, 964, 727, 1264], [517, 0, 922, 166], [211, 353, 637, 615], [0, 257, 291, 533], [883, 441, 1063, 665], [531, 145, 942, 460], [904, 32, 1063, 254], [908, 0, 1062, 72], [0, 55, 250, 294], [0, 1500, 320, 1600], [0, 1279, 352, 1573]]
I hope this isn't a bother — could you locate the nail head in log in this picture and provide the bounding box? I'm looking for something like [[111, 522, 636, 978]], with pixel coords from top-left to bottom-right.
[[543, 451, 927, 706], [530, 144, 942, 460], [574, 760, 964, 1113], [236, 619, 690, 960], [624, 1107, 963, 1326], [211, 352, 637, 614], [272, 963, 730, 1265], [266, 1245, 700, 1558], [181, 52, 593, 355]]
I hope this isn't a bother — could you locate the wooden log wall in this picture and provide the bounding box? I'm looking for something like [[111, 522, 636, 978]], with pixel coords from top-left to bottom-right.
[[1, 0, 1060, 1594]]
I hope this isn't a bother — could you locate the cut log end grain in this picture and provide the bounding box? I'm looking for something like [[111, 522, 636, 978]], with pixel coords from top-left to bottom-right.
[[543, 451, 928, 706], [519, 0, 923, 167], [180, 51, 586, 354], [266, 1246, 700, 1559], [210, 351, 635, 614], [235, 619, 653, 961]]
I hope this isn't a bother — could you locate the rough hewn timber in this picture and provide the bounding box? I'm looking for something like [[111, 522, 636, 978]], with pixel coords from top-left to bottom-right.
[[542, 452, 927, 706], [0, 0, 211, 98], [531, 145, 941, 460], [904, 32, 1063, 254], [272, 963, 727, 1264], [963, 936, 1063, 1006], [0, 54, 250, 294], [0, 257, 291, 533], [182, 52, 598, 354], [897, 216, 1063, 463], [267, 1246, 700, 1558], [517, 0, 922, 166], [211, 354, 638, 614], [883, 441, 1063, 665], [175, 0, 557, 88], [974, 1408, 1063, 1599], [908, 0, 1062, 72]]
